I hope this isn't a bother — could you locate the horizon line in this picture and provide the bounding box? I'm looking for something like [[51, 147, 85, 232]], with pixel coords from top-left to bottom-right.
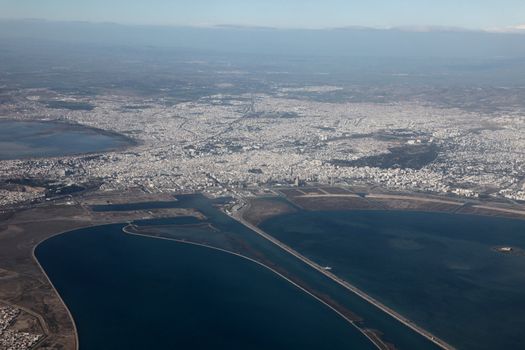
[[1, 17, 525, 35]]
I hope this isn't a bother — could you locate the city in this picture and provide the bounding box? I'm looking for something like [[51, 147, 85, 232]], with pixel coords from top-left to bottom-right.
[[1, 88, 524, 208], [2, 4, 525, 349]]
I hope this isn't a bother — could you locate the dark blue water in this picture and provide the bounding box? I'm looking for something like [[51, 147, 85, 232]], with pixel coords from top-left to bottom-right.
[[261, 210, 525, 350], [0, 120, 132, 159], [85, 194, 444, 350], [35, 224, 375, 350]]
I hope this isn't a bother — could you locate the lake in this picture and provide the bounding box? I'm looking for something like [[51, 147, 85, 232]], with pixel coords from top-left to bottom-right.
[[39, 195, 446, 349], [0, 120, 133, 160], [35, 223, 376, 350], [261, 210, 525, 350]]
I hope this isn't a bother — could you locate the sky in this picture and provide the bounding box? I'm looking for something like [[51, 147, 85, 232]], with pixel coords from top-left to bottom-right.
[[1, 0, 524, 30]]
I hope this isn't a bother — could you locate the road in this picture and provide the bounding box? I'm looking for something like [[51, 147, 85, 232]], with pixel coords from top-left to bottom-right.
[[365, 194, 463, 206], [232, 203, 455, 350], [123, 224, 386, 350]]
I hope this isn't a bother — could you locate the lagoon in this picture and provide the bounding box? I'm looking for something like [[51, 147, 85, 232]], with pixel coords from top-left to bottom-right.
[[0, 120, 132, 160], [261, 210, 525, 350], [38, 195, 446, 349], [35, 223, 376, 350]]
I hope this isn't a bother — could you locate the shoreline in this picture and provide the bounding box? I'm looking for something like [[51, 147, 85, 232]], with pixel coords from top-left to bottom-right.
[[234, 200, 455, 350], [30, 224, 111, 350], [276, 187, 525, 221], [0, 196, 199, 350], [3, 188, 525, 349], [0, 117, 139, 162], [122, 224, 386, 350], [31, 220, 385, 350]]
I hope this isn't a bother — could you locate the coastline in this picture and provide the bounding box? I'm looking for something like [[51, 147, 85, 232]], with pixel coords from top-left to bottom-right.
[[122, 224, 386, 350], [1, 187, 525, 349], [0, 195, 200, 350], [0, 118, 139, 161], [276, 187, 525, 221], [234, 200, 455, 350], [31, 223, 115, 350]]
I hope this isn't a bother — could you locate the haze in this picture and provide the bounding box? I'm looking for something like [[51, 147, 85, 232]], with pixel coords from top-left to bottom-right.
[[1, 0, 525, 30]]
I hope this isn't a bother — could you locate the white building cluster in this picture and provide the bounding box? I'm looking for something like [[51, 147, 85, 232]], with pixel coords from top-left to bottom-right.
[[1, 89, 524, 206], [0, 305, 42, 350]]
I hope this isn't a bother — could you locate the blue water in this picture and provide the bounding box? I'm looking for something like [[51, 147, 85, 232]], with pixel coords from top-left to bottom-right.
[[0, 120, 132, 159], [261, 210, 525, 350], [41, 195, 444, 349], [35, 224, 375, 350]]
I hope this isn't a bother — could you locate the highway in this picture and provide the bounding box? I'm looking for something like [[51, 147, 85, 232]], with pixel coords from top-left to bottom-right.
[[122, 224, 386, 350], [232, 202, 455, 350]]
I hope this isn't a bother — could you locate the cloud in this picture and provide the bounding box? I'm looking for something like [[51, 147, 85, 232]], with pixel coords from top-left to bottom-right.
[[486, 24, 525, 33]]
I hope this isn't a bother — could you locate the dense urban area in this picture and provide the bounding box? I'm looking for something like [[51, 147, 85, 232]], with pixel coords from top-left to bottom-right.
[[0, 304, 42, 350], [2, 18, 525, 350], [1, 86, 524, 208]]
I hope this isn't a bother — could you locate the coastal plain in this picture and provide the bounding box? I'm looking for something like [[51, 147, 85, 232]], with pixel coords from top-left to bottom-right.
[[0, 190, 200, 349], [1, 186, 524, 349], [1, 30, 525, 350], [251, 189, 525, 350]]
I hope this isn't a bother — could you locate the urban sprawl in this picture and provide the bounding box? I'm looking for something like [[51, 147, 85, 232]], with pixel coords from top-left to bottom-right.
[[1, 87, 524, 207]]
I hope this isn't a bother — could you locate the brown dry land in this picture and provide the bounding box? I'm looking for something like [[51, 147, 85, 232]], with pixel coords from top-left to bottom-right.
[[0, 191, 199, 350], [1, 186, 524, 350], [0, 300, 45, 347], [241, 197, 298, 225], [267, 186, 525, 222], [241, 186, 525, 350]]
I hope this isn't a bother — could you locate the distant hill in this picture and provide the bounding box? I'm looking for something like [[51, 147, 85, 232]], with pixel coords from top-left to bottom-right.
[[1, 19, 525, 58]]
